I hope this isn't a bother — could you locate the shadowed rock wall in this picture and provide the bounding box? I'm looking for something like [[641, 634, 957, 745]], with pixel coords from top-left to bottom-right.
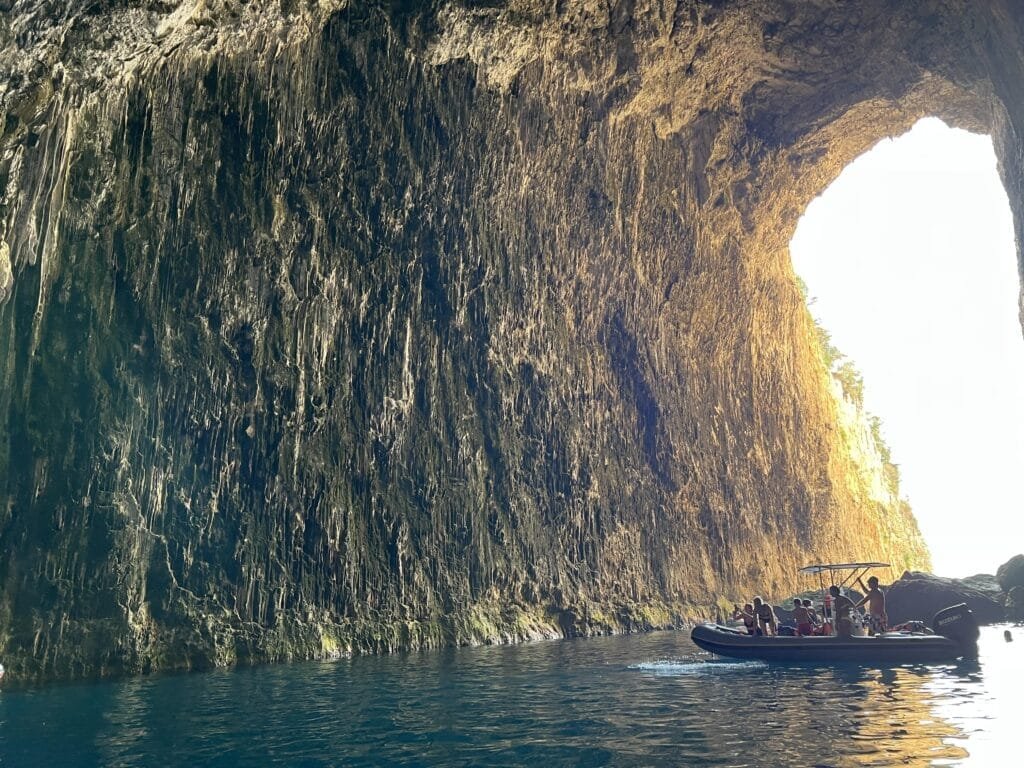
[[4, 0, 1019, 680]]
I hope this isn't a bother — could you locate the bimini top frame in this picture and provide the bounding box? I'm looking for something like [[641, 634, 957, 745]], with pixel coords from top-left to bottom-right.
[[797, 562, 891, 636], [799, 562, 891, 593]]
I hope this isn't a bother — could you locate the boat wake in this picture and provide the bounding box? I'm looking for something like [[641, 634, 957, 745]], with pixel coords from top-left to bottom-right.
[[631, 659, 767, 676]]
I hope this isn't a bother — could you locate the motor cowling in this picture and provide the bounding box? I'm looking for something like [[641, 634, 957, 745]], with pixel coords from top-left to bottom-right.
[[932, 603, 979, 659]]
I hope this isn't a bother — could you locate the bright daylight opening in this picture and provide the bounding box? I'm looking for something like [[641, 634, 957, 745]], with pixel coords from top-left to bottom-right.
[[790, 117, 1024, 579]]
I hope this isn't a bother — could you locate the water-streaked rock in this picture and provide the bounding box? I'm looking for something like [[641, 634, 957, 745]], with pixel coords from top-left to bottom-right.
[[7, 0, 1024, 681]]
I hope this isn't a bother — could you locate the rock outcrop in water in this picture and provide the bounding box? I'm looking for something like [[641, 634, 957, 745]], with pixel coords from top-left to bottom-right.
[[996, 555, 1024, 593], [885, 572, 1005, 626], [7, 0, 1024, 680]]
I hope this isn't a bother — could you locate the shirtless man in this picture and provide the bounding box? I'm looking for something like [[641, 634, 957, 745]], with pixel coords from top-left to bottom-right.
[[856, 575, 887, 635]]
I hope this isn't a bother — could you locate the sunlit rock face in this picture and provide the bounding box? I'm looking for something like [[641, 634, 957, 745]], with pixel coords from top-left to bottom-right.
[[7, 0, 1022, 680]]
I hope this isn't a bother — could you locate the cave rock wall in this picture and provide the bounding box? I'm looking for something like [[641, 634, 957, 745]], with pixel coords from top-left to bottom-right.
[[3, 0, 1019, 679]]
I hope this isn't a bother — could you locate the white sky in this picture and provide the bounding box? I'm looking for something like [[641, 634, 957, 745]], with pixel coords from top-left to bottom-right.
[[790, 117, 1024, 578]]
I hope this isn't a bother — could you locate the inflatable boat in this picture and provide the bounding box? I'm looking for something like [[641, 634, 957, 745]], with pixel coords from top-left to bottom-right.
[[691, 603, 979, 663]]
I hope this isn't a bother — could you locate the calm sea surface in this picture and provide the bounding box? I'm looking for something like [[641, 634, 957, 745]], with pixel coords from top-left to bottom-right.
[[1, 625, 1020, 766]]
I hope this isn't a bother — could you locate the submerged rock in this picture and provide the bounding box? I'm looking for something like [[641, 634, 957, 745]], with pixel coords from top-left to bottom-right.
[[886, 572, 1005, 626]]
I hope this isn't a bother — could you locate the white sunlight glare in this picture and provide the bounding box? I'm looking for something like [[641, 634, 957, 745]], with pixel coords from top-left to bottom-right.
[[790, 117, 1024, 578]]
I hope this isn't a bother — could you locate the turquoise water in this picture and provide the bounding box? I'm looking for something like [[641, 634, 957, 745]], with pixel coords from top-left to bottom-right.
[[1, 625, 1020, 766]]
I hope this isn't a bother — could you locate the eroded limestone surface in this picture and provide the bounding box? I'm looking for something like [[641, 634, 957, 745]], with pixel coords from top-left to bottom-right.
[[5, 0, 1019, 680]]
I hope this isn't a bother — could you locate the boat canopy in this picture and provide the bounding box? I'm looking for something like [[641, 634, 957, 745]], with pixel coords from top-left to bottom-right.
[[798, 562, 890, 575], [799, 562, 891, 592]]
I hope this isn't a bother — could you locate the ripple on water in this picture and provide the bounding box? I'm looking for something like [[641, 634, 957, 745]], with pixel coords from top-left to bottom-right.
[[631, 658, 769, 676]]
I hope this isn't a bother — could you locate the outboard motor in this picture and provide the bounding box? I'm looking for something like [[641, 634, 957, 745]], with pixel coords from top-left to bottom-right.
[[932, 603, 979, 659]]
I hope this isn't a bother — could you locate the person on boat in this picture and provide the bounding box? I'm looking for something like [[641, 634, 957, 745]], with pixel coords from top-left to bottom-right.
[[802, 598, 834, 635], [791, 598, 813, 636], [855, 575, 887, 635], [732, 603, 757, 635], [752, 596, 777, 636], [802, 598, 820, 627], [829, 585, 856, 637]]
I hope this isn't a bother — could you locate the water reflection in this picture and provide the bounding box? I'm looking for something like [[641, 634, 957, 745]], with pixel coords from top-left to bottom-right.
[[924, 631, 1023, 766], [635, 659, 976, 766], [98, 676, 153, 766], [0, 626, 1017, 766]]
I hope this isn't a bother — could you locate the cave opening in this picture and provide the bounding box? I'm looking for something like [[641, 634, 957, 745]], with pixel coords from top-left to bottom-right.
[[789, 117, 1024, 578]]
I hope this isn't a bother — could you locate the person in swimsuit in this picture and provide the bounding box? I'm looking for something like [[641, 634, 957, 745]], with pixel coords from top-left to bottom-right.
[[792, 598, 813, 636], [829, 585, 856, 637], [752, 596, 777, 636], [733, 603, 757, 635], [856, 575, 887, 635], [802, 599, 820, 627]]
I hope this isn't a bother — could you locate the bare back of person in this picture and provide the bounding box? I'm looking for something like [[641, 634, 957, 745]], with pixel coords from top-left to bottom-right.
[[863, 587, 885, 617], [857, 577, 888, 634]]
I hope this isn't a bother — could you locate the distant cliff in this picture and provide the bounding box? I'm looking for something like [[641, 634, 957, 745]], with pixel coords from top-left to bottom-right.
[[6, 0, 1021, 681]]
